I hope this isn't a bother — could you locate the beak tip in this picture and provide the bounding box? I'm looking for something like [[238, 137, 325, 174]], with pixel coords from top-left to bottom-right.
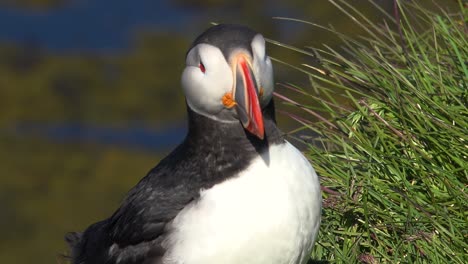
[[246, 122, 265, 140], [258, 132, 265, 140], [257, 125, 265, 140]]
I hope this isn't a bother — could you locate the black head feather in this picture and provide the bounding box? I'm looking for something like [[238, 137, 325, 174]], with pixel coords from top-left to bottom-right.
[[189, 24, 258, 60]]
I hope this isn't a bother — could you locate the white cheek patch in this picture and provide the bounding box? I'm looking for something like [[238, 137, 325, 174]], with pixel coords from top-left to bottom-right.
[[182, 44, 233, 118], [251, 34, 274, 106]]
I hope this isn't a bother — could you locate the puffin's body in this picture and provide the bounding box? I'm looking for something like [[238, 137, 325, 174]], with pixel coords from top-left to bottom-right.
[[66, 24, 321, 264]]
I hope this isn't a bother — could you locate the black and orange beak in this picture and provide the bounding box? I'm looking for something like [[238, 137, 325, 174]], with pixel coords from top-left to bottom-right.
[[232, 54, 264, 140]]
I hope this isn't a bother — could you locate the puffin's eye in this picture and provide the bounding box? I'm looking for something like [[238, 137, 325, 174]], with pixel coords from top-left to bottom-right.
[[199, 62, 206, 73]]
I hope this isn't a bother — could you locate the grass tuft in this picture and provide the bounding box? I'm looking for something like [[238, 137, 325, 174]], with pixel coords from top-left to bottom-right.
[[273, 1, 467, 263]]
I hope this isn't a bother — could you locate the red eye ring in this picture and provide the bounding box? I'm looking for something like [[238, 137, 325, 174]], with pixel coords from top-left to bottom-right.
[[199, 62, 206, 73]]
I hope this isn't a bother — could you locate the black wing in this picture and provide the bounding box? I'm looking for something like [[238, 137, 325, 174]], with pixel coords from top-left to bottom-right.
[[67, 143, 201, 264], [108, 141, 204, 263]]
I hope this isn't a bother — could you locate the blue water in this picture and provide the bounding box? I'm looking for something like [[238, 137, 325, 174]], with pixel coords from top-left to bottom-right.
[[0, 0, 195, 52], [13, 122, 187, 152], [0, 0, 310, 53]]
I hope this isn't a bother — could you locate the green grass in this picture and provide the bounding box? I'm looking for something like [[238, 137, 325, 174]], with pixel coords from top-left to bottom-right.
[[273, 1, 467, 263]]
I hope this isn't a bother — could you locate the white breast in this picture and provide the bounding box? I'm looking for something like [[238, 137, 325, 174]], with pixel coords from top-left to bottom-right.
[[162, 141, 322, 264]]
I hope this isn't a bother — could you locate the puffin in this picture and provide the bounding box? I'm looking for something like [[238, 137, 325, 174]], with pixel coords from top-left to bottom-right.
[[66, 24, 322, 264]]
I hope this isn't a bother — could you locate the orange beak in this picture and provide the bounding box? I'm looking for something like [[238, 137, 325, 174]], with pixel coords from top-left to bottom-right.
[[233, 55, 264, 140]]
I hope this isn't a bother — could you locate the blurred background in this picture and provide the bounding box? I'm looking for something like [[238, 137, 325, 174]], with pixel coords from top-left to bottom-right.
[[0, 0, 459, 263]]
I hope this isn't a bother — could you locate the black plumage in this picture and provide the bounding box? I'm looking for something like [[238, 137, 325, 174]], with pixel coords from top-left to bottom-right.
[[189, 24, 258, 61]]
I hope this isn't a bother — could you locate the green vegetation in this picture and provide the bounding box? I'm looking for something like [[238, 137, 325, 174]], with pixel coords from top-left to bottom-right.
[[274, 1, 467, 263]]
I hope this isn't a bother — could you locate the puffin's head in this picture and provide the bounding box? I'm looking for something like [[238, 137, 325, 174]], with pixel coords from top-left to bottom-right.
[[182, 24, 274, 140]]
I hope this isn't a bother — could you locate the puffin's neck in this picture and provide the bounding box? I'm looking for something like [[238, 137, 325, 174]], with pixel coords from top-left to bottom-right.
[[185, 100, 283, 154], [156, 100, 284, 187]]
